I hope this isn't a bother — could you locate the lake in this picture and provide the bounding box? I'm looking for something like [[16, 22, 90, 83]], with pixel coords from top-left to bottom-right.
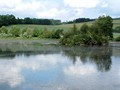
[[0, 43, 120, 90]]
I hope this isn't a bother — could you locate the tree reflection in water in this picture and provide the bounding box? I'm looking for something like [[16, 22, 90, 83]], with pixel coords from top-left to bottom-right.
[[0, 43, 112, 72], [62, 46, 112, 72]]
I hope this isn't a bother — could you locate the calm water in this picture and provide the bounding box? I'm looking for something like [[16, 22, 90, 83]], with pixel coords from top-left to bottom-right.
[[0, 43, 120, 90]]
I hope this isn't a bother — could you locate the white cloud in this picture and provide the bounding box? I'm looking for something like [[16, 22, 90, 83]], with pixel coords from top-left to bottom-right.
[[0, 0, 119, 21], [64, 0, 99, 8], [14, 1, 41, 12], [37, 8, 58, 18], [107, 0, 120, 13], [0, 0, 21, 7], [101, 2, 108, 8], [0, 0, 43, 12]]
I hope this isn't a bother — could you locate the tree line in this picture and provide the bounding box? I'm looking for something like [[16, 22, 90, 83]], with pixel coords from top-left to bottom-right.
[[65, 18, 94, 24], [0, 14, 61, 27]]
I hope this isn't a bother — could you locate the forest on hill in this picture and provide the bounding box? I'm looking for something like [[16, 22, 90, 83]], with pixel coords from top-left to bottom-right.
[[0, 14, 61, 27]]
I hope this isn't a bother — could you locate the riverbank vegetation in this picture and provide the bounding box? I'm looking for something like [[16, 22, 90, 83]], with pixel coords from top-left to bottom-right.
[[0, 15, 120, 45], [0, 26, 63, 39], [60, 16, 114, 45]]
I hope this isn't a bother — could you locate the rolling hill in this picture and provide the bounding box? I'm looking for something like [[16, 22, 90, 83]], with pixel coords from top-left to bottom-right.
[[8, 19, 120, 31]]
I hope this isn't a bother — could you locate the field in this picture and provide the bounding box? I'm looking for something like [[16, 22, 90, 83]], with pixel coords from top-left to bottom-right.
[[113, 33, 120, 38], [8, 19, 120, 31], [6, 19, 120, 38], [7, 22, 93, 31]]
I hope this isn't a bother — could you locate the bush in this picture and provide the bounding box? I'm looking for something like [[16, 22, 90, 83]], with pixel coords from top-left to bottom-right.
[[51, 29, 63, 39], [60, 16, 112, 46], [9, 26, 20, 37], [23, 28, 33, 38], [41, 28, 52, 38], [115, 36, 120, 41], [0, 26, 8, 34], [80, 23, 89, 34], [113, 26, 120, 33], [20, 28, 27, 37], [0, 33, 12, 38], [33, 28, 41, 37]]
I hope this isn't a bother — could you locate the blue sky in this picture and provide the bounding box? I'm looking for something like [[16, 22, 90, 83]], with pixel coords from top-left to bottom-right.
[[0, 0, 120, 21]]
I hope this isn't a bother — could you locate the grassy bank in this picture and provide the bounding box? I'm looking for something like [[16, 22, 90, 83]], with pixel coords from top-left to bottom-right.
[[0, 38, 59, 45], [0, 18, 118, 46]]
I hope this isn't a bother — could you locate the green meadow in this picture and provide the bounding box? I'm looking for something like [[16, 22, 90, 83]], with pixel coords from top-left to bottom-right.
[[8, 19, 120, 31]]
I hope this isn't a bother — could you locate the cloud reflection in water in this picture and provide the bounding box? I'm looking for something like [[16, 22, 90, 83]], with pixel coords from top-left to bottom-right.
[[64, 59, 96, 77], [0, 54, 62, 87]]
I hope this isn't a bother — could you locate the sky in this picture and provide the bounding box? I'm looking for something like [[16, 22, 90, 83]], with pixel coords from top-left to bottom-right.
[[0, 0, 120, 21]]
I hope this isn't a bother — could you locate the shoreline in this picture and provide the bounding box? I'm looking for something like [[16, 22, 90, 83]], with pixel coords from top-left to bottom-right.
[[0, 38, 119, 46]]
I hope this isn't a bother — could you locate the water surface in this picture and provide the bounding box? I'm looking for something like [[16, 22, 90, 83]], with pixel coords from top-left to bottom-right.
[[0, 44, 120, 90]]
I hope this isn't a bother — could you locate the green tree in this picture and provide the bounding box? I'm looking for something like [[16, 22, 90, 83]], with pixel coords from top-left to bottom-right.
[[60, 15, 113, 46], [95, 15, 113, 39], [24, 17, 33, 24]]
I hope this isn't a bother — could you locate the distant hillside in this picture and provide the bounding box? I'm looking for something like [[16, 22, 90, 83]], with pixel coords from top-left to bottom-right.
[[64, 17, 120, 24], [1, 14, 120, 29], [64, 18, 94, 24], [8, 19, 120, 31], [0, 14, 61, 27]]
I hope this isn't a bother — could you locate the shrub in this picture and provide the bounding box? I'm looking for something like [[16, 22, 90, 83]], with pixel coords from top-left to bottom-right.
[[33, 28, 41, 37], [20, 28, 27, 37], [113, 26, 120, 33], [9, 26, 20, 37], [115, 36, 120, 41], [80, 23, 89, 34], [0, 26, 8, 34], [41, 28, 52, 38], [51, 29, 63, 39], [60, 16, 112, 46], [23, 28, 33, 38]]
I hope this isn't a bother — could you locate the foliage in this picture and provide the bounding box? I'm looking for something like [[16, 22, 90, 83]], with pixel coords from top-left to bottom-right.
[[40, 28, 63, 39], [20, 28, 27, 37], [41, 28, 52, 38], [60, 15, 113, 46], [72, 23, 77, 33], [9, 26, 20, 37], [0, 15, 16, 27], [0, 26, 8, 34], [80, 23, 89, 34], [115, 36, 120, 41], [0, 25, 63, 39], [66, 18, 94, 24], [0, 14, 61, 27], [33, 28, 41, 37], [51, 29, 63, 39], [94, 15, 113, 39], [23, 28, 33, 38], [113, 26, 120, 33]]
